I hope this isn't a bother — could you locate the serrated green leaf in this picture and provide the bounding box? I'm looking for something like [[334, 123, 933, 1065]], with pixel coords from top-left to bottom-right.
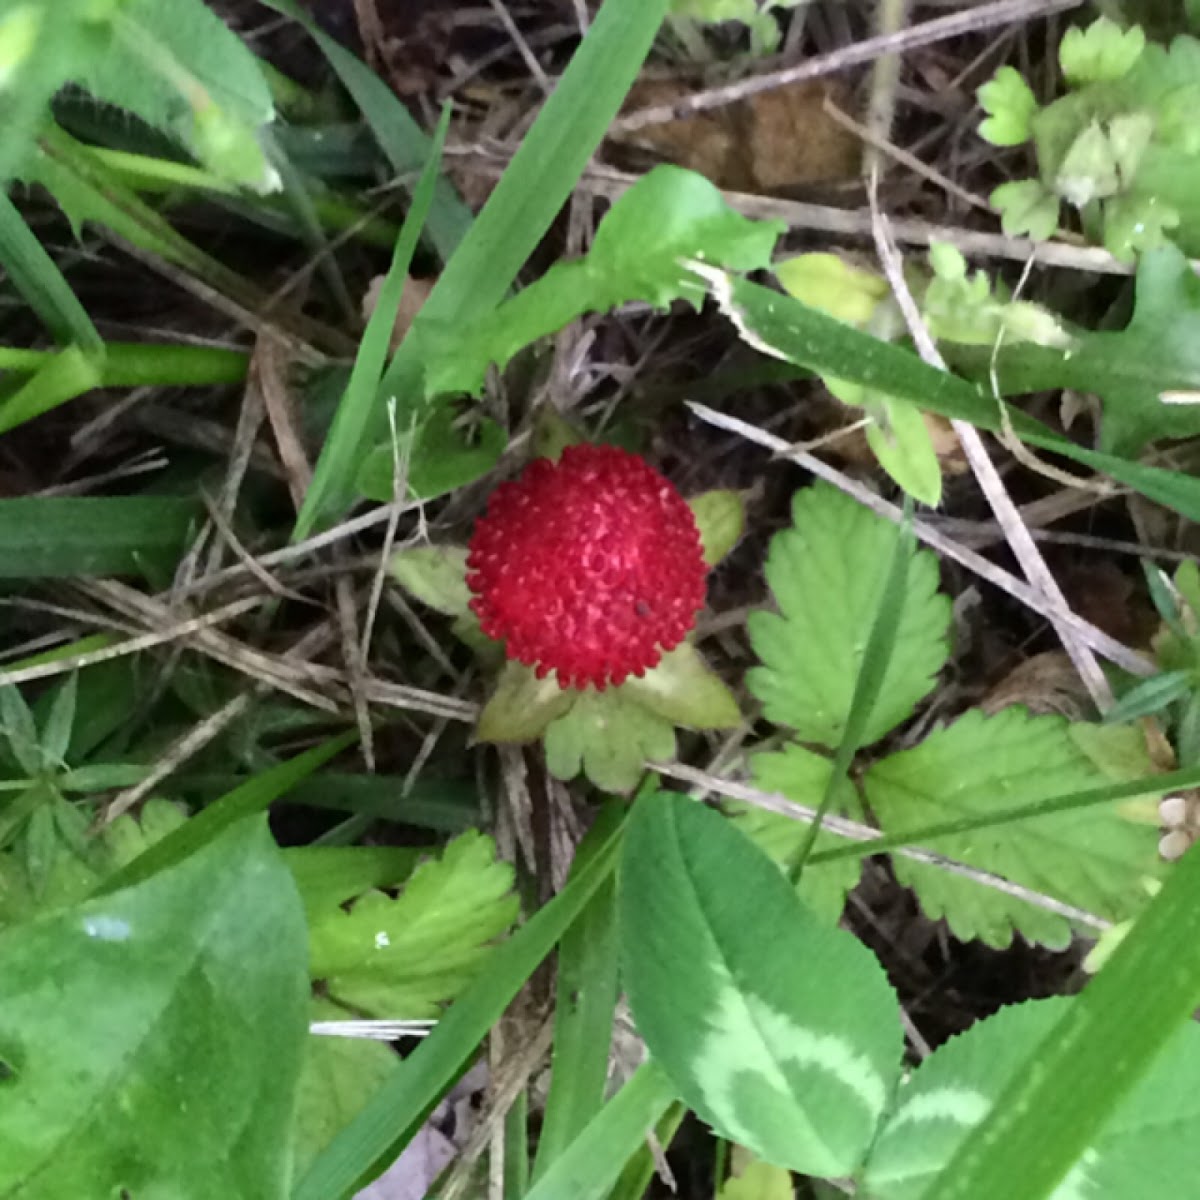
[[422, 165, 784, 398], [619, 791, 902, 1176], [477, 661, 576, 743], [977, 66, 1038, 147], [865, 996, 1200, 1200], [38, 673, 76, 769], [0, 684, 42, 778], [307, 830, 518, 1018], [735, 744, 862, 925], [1059, 16, 1145, 86], [690, 489, 745, 567], [621, 641, 741, 731], [864, 710, 1164, 948], [0, 818, 308, 1198], [293, 999, 401, 1179], [75, 0, 278, 192], [388, 545, 472, 617], [747, 484, 951, 748], [544, 689, 675, 793]]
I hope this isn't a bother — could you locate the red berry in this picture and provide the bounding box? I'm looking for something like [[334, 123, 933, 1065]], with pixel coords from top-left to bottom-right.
[[467, 444, 707, 690]]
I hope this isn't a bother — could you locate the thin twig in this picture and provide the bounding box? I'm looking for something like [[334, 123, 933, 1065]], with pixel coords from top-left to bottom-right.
[[611, 0, 1084, 131], [685, 402, 1154, 679]]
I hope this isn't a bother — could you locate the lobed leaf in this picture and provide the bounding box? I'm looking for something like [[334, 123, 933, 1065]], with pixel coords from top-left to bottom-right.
[[747, 483, 951, 748]]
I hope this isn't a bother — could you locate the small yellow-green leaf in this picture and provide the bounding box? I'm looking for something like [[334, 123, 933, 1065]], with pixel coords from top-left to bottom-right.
[[477, 661, 576, 743], [775, 253, 888, 327], [864, 397, 943, 507], [622, 641, 741, 730], [389, 545, 472, 617], [690, 489, 746, 567]]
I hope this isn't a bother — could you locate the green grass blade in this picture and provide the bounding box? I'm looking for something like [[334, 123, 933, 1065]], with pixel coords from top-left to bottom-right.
[[292, 106, 450, 540], [0, 345, 102, 433], [256, 0, 470, 263], [521, 1063, 678, 1200], [531, 804, 623, 1183], [292, 818, 625, 1200], [807, 761, 1200, 867], [920, 838, 1200, 1200], [0, 342, 247, 386], [0, 192, 101, 350], [0, 496, 197, 578], [96, 731, 357, 895], [714, 276, 1200, 524], [792, 496, 915, 879]]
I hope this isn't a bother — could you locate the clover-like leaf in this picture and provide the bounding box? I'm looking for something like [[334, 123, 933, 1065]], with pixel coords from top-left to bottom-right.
[[1059, 16, 1145, 87], [863, 709, 1164, 949], [747, 484, 951, 748], [307, 830, 518, 1019], [620, 791, 902, 1176], [864, 996, 1200, 1200], [977, 65, 1038, 146]]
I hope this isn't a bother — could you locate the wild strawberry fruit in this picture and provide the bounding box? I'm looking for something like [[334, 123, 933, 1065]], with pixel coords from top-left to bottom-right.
[[467, 444, 707, 690]]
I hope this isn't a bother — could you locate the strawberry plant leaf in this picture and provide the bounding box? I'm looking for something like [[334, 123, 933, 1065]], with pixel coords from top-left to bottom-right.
[[863, 710, 1164, 949], [293, 999, 401, 1179], [620, 791, 902, 1176], [388, 545, 472, 618], [864, 996, 1200, 1200], [621, 641, 742, 732], [1059, 16, 1145, 86], [0, 818, 308, 1198], [544, 690, 676, 794], [421, 165, 784, 398], [307, 831, 519, 1019], [734, 743, 863, 924], [747, 484, 951, 748], [74, 0, 278, 192]]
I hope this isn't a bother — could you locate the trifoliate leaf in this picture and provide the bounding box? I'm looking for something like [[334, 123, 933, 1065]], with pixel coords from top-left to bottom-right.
[[1059, 16, 1145, 87], [990, 179, 1060, 241], [690, 489, 746, 567], [422, 166, 784, 398], [293, 999, 401, 1178], [388, 545, 472, 617], [622, 641, 742, 731], [977, 66, 1038, 147], [307, 831, 518, 1019], [747, 484, 951, 748], [734, 743, 862, 924], [620, 791, 903, 1177], [543, 689, 675, 794], [863, 709, 1164, 949], [864, 996, 1200, 1200]]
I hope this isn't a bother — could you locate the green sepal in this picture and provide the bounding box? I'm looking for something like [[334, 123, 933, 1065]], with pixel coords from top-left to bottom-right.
[[622, 641, 741, 730], [688, 489, 745, 567], [389, 545, 472, 617], [544, 690, 675, 794], [531, 408, 586, 460], [477, 661, 576, 744]]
